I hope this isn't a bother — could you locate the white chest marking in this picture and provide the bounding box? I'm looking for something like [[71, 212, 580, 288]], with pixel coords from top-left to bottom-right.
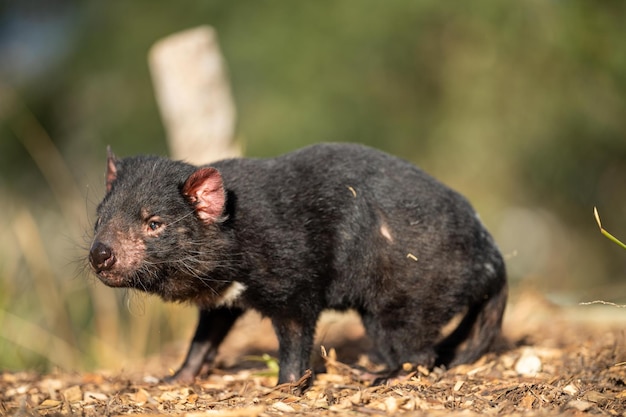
[[216, 281, 246, 307]]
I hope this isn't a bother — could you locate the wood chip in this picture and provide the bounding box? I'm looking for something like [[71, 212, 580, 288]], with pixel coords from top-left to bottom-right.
[[61, 385, 82, 403], [271, 401, 296, 412], [2, 291, 626, 416], [566, 399, 594, 412]]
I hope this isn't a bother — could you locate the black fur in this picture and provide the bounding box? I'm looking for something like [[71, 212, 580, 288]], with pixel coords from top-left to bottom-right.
[[89, 143, 507, 387]]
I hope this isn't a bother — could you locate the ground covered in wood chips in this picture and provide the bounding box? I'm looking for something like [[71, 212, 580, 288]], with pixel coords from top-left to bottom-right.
[[2, 291, 625, 416]]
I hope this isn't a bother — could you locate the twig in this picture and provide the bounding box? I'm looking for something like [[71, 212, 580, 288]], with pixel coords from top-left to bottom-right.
[[579, 300, 626, 308]]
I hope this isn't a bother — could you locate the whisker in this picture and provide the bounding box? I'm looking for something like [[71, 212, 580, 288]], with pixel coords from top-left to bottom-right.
[[169, 209, 197, 225]]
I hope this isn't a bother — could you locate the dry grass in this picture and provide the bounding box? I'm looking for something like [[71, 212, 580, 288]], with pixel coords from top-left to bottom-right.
[[0, 94, 199, 373]]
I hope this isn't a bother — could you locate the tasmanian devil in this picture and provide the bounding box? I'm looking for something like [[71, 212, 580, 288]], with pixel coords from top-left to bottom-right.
[[88, 142, 507, 387]]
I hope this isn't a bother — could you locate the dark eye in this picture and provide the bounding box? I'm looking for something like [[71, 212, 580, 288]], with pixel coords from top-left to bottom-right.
[[148, 220, 162, 231]]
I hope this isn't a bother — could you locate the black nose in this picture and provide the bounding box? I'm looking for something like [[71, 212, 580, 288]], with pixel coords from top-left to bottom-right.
[[89, 241, 116, 272]]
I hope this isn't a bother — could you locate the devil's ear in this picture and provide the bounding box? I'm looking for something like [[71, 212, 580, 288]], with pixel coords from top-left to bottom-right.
[[106, 146, 118, 193], [182, 167, 226, 223]]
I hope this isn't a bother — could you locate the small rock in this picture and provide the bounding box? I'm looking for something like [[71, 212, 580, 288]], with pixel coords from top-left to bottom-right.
[[515, 349, 542, 376], [563, 384, 578, 395]]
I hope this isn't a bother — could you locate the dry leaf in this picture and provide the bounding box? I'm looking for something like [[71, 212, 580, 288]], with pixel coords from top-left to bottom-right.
[[38, 399, 62, 409]]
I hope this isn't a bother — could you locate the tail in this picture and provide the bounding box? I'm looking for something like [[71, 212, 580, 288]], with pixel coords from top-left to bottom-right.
[[435, 279, 508, 367]]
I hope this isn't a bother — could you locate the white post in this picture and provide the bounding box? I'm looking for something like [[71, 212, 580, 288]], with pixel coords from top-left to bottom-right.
[[148, 26, 240, 164]]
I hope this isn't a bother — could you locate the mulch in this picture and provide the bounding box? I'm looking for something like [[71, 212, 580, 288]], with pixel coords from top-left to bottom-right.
[[2, 291, 625, 416]]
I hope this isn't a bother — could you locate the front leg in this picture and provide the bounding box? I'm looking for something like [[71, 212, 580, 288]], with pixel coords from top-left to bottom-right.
[[167, 306, 243, 383], [272, 316, 317, 388]]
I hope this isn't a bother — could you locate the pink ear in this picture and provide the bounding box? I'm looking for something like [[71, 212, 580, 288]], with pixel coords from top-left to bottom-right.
[[106, 146, 117, 192], [182, 167, 225, 223]]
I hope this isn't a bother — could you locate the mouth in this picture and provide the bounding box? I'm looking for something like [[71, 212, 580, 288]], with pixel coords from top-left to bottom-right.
[[94, 271, 129, 288]]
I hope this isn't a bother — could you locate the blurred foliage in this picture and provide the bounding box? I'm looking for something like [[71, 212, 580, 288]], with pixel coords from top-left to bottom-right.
[[1, 0, 626, 372]]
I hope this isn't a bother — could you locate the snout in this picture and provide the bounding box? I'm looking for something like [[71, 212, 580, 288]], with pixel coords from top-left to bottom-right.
[[89, 241, 117, 273]]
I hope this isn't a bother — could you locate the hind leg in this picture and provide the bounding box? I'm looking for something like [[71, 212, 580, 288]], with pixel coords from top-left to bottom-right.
[[360, 306, 440, 372]]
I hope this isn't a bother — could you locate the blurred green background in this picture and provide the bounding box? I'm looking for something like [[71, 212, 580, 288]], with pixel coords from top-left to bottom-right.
[[1, 1, 625, 372]]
